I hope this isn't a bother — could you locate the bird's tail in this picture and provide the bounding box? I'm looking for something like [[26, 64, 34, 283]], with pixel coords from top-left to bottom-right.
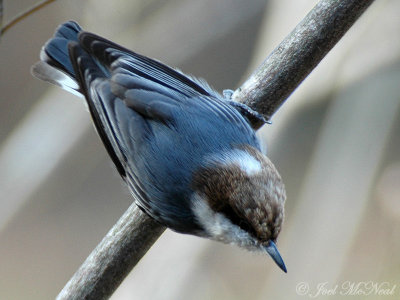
[[32, 21, 126, 176], [31, 21, 83, 97]]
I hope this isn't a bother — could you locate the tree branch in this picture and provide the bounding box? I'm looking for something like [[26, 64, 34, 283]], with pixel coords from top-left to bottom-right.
[[232, 0, 375, 125], [56, 0, 375, 299], [57, 204, 165, 300]]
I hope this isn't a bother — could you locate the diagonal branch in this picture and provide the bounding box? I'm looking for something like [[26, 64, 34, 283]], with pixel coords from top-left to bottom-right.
[[57, 204, 165, 300], [56, 0, 375, 299], [233, 0, 375, 127]]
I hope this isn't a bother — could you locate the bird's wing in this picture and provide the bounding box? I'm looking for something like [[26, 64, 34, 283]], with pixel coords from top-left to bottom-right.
[[77, 31, 261, 131], [68, 32, 259, 222], [34, 22, 260, 223], [78, 31, 221, 99]]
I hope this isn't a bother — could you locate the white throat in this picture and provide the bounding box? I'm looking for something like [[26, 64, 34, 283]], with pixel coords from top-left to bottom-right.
[[191, 193, 260, 251]]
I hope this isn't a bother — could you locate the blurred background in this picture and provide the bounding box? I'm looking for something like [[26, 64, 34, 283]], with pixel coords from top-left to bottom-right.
[[1, 0, 399, 299]]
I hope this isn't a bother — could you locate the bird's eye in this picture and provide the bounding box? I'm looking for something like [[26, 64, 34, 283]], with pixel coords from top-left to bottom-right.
[[218, 206, 257, 237]]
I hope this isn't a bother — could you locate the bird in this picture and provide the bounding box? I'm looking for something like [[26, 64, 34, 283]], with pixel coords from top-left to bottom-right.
[[32, 21, 287, 272]]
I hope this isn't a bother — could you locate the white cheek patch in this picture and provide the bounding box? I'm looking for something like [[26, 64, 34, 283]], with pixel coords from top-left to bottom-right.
[[191, 194, 260, 251]]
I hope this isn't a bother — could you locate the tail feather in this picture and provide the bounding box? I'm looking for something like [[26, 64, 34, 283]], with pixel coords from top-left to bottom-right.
[[32, 21, 126, 177], [43, 21, 81, 76], [31, 21, 83, 96], [43, 38, 76, 77], [31, 60, 81, 97], [54, 20, 81, 40]]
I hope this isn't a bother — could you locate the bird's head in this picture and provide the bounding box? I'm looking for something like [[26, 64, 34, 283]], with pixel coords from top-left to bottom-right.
[[191, 145, 287, 272]]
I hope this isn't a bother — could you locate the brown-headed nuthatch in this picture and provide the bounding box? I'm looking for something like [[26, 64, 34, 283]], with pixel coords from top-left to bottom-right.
[[32, 21, 287, 272]]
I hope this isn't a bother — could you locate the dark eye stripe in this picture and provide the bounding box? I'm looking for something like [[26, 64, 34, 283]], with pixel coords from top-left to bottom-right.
[[218, 205, 257, 238]]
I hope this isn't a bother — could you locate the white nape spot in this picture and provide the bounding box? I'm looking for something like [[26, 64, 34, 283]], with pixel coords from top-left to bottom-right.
[[191, 194, 260, 252], [213, 149, 262, 176]]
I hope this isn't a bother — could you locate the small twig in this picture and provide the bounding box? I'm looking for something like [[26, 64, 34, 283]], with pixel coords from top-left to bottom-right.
[[232, 0, 375, 125], [57, 0, 376, 299], [0, 0, 56, 36], [0, 0, 3, 35]]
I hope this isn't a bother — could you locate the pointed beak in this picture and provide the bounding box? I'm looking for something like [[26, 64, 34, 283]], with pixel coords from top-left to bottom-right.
[[265, 240, 287, 273]]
